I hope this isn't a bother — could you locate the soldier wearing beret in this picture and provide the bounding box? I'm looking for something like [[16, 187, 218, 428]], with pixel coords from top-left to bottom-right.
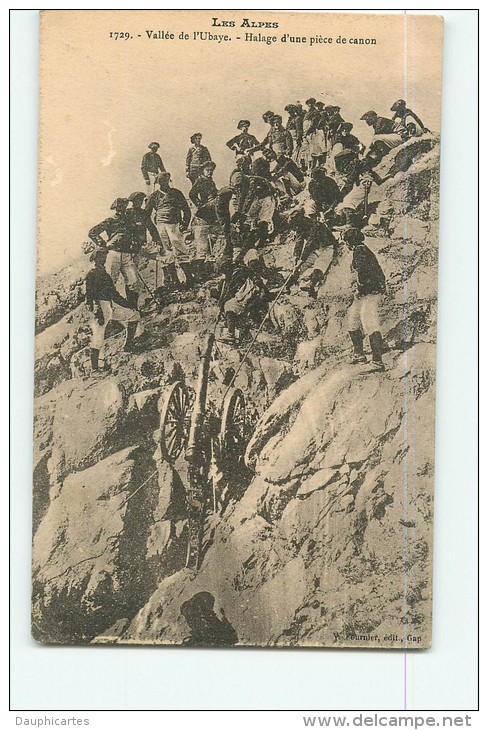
[[145, 172, 192, 288], [226, 120, 260, 156], [262, 115, 294, 157], [343, 227, 387, 371], [88, 197, 142, 310], [186, 133, 213, 184], [141, 143, 166, 193], [189, 162, 219, 281]]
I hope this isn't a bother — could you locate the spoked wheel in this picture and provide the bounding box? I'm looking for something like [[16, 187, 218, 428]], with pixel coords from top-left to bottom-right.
[[219, 388, 246, 463], [159, 381, 191, 463]]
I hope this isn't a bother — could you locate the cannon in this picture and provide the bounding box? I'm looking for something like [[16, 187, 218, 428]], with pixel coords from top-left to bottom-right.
[[158, 361, 246, 466], [157, 334, 248, 569]]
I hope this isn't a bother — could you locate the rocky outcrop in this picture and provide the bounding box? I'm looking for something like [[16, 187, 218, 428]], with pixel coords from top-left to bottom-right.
[[124, 343, 434, 647], [32, 446, 189, 643], [32, 138, 439, 647]]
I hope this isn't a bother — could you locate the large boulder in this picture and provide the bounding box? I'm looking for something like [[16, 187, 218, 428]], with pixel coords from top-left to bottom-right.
[[48, 377, 132, 491], [32, 445, 186, 643]]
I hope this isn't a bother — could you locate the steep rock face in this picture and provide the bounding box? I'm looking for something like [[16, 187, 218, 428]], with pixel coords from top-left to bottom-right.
[[32, 139, 439, 646], [125, 343, 434, 647], [36, 259, 87, 335], [48, 378, 132, 492], [32, 446, 188, 643]]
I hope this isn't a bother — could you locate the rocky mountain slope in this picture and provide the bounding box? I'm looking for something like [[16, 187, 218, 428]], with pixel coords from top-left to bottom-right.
[[32, 137, 439, 647]]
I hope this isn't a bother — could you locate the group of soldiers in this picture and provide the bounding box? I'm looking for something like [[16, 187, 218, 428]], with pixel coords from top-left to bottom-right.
[[84, 96, 429, 374]]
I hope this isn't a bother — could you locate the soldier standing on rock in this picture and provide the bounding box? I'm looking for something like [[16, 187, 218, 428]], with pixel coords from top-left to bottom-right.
[[88, 197, 142, 310], [141, 142, 166, 193], [226, 120, 260, 156], [189, 161, 219, 282], [127, 191, 161, 254], [85, 248, 141, 371], [186, 133, 213, 185], [343, 227, 387, 371], [145, 172, 192, 289]]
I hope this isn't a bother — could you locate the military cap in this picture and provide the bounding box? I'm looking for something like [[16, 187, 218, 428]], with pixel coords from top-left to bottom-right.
[[237, 120, 251, 129], [360, 111, 378, 123], [340, 122, 354, 133], [305, 97, 317, 106], [148, 142, 160, 149], [271, 114, 282, 123], [262, 111, 275, 122], [342, 227, 365, 246], [110, 197, 129, 210], [391, 99, 406, 112], [128, 191, 146, 202], [190, 133, 203, 143], [156, 172, 171, 184], [202, 161, 216, 171]]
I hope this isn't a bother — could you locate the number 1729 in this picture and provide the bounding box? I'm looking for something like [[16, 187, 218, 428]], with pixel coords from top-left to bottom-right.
[[109, 32, 132, 40]]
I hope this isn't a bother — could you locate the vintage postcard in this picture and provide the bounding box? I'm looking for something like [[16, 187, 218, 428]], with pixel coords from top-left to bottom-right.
[[32, 9, 443, 648]]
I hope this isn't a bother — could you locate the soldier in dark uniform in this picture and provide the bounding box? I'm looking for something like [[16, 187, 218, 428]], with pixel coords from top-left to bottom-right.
[[263, 148, 304, 198], [390, 99, 430, 136], [307, 168, 342, 217], [285, 104, 304, 161], [189, 162, 219, 281], [262, 115, 294, 157], [226, 120, 260, 156], [127, 191, 161, 255], [186, 133, 213, 184], [331, 122, 362, 153], [85, 248, 140, 370], [88, 198, 142, 309], [141, 142, 165, 193], [360, 111, 403, 165], [220, 248, 272, 346], [360, 110, 397, 135], [343, 227, 387, 371], [145, 172, 192, 288], [189, 161, 218, 208]]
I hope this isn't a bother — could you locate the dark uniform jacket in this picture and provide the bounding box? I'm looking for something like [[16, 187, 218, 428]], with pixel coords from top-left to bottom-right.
[[141, 151, 165, 183], [85, 267, 132, 308], [88, 214, 133, 253], [145, 188, 191, 228], [351, 244, 386, 297], [308, 171, 342, 211], [226, 132, 260, 154], [372, 116, 397, 135], [126, 207, 160, 251], [394, 108, 427, 134], [190, 187, 235, 234], [262, 126, 294, 156], [336, 132, 362, 153], [271, 155, 304, 183], [189, 176, 218, 208], [294, 218, 336, 264], [250, 157, 271, 179], [286, 115, 303, 146], [303, 109, 322, 134], [186, 145, 212, 178]]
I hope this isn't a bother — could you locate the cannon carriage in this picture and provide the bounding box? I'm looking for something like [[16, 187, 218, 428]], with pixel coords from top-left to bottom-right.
[[157, 334, 248, 569]]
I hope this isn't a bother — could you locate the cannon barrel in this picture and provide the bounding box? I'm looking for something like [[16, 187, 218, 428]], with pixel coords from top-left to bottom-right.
[[185, 333, 215, 463]]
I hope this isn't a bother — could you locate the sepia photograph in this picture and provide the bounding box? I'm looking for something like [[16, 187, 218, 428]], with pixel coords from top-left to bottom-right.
[[31, 9, 444, 649]]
